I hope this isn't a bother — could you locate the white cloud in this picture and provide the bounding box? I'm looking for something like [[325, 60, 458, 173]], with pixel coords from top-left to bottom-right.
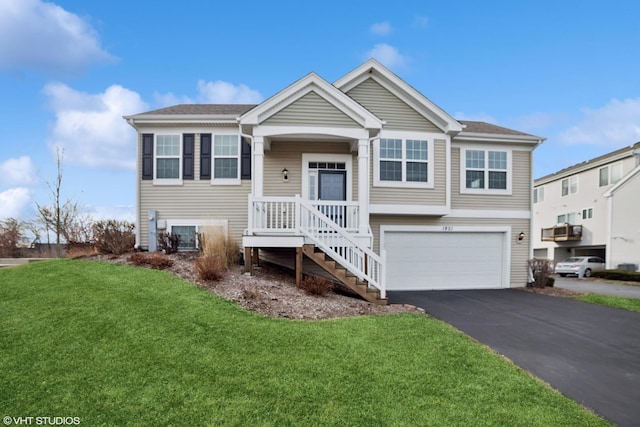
[[86, 205, 135, 223], [0, 188, 32, 220], [196, 80, 263, 104], [365, 43, 408, 70], [43, 82, 148, 170], [454, 112, 498, 124], [558, 97, 640, 146], [0, 156, 38, 186], [0, 0, 115, 75], [370, 22, 392, 36], [153, 91, 192, 108]]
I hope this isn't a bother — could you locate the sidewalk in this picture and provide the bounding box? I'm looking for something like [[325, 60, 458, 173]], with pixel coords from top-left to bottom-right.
[[554, 276, 640, 299]]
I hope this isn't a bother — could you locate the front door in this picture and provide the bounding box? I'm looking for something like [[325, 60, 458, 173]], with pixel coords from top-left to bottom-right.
[[318, 170, 346, 226], [318, 170, 346, 201]]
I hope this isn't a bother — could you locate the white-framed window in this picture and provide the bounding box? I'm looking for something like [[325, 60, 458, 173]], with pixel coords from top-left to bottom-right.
[[599, 162, 623, 187], [212, 134, 240, 184], [582, 208, 593, 220], [171, 225, 197, 251], [557, 212, 576, 224], [155, 134, 181, 183], [373, 132, 434, 188], [561, 176, 578, 196], [534, 186, 545, 204], [459, 147, 512, 194]]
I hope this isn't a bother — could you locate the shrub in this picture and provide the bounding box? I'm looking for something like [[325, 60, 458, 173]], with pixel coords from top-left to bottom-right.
[[0, 218, 24, 258], [158, 232, 181, 254], [242, 287, 262, 300], [66, 243, 97, 259], [592, 270, 640, 282], [299, 276, 333, 296], [195, 255, 226, 281], [546, 276, 555, 287], [93, 220, 135, 255], [128, 252, 174, 270], [528, 258, 555, 288], [198, 226, 240, 267]]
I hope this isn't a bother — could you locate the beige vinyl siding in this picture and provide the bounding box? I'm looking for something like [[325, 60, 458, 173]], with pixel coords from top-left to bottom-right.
[[263, 140, 358, 200], [452, 148, 531, 210], [138, 133, 250, 249], [346, 78, 440, 132], [262, 91, 360, 128], [370, 215, 531, 287], [369, 139, 447, 206]]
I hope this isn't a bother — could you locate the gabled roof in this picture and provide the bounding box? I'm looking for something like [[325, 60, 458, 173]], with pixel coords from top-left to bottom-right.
[[458, 121, 536, 137], [240, 72, 383, 129], [604, 162, 640, 198], [535, 141, 640, 184], [133, 104, 256, 116], [334, 59, 463, 135]]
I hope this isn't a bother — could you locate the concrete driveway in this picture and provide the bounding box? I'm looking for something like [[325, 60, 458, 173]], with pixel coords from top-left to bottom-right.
[[388, 289, 640, 427], [554, 275, 640, 298]]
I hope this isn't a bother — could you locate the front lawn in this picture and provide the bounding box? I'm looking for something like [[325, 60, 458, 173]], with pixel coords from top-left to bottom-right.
[[0, 260, 608, 426], [574, 293, 640, 312]]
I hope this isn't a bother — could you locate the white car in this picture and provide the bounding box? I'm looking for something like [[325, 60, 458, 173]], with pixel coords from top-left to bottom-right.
[[555, 256, 606, 277]]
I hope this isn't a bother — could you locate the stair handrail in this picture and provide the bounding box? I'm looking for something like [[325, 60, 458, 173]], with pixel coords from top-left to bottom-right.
[[295, 195, 385, 298]]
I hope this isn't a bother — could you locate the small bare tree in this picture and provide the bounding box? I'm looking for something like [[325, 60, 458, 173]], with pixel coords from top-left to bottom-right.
[[0, 217, 25, 257], [528, 258, 555, 288], [35, 148, 80, 247]]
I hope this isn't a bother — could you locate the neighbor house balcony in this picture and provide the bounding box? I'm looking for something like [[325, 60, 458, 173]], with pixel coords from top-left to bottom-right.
[[541, 224, 583, 242]]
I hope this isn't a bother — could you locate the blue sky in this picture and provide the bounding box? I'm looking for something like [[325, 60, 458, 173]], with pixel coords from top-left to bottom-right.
[[1, 0, 639, 222]]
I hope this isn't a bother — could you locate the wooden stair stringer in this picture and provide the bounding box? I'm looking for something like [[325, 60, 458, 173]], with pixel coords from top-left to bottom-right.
[[302, 244, 387, 305]]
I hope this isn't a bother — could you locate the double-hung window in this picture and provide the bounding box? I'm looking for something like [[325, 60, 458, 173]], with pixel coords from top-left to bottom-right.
[[155, 134, 181, 182], [375, 133, 433, 188], [599, 162, 623, 187], [212, 135, 240, 183], [460, 147, 511, 194], [561, 176, 578, 196], [534, 186, 544, 203]]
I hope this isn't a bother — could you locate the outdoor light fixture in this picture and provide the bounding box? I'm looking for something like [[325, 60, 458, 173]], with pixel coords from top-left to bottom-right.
[[518, 231, 526, 241], [282, 168, 289, 181]]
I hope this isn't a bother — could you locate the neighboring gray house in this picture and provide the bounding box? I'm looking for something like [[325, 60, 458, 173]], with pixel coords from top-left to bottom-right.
[[125, 60, 544, 303], [533, 142, 640, 270]]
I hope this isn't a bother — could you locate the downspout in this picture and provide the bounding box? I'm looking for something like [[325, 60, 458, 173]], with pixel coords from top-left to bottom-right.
[[126, 117, 142, 250]]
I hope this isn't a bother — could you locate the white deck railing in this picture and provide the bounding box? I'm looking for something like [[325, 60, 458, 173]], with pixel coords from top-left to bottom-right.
[[248, 195, 384, 298]]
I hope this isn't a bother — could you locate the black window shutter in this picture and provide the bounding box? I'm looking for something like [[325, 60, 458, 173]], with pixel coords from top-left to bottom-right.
[[183, 134, 194, 180], [241, 137, 251, 180], [142, 134, 154, 180], [200, 134, 212, 179]]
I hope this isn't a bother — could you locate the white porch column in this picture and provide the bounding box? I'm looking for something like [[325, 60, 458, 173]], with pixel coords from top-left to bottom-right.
[[253, 136, 264, 197], [358, 138, 370, 234]]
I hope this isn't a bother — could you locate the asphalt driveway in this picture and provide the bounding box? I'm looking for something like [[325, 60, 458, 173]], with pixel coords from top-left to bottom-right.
[[388, 289, 640, 427]]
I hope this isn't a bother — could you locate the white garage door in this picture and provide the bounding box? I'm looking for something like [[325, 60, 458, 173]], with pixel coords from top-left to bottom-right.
[[384, 230, 507, 290]]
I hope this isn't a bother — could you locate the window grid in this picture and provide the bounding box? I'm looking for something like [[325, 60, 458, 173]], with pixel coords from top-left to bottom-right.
[[156, 135, 180, 179], [213, 135, 239, 180], [379, 138, 428, 183], [465, 150, 507, 190]]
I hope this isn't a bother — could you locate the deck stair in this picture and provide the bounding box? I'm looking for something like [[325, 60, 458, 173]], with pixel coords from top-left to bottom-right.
[[302, 244, 387, 304]]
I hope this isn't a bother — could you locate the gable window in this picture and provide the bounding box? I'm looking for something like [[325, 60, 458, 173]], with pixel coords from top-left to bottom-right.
[[599, 162, 623, 187], [374, 133, 433, 188], [460, 147, 511, 194], [582, 208, 593, 220], [561, 176, 578, 196], [534, 186, 544, 203], [212, 135, 240, 184]]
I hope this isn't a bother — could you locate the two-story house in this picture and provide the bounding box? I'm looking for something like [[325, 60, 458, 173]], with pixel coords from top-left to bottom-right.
[[125, 60, 544, 303], [533, 142, 640, 270]]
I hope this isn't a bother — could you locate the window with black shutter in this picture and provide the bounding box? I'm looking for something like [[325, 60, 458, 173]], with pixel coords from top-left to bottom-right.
[[241, 137, 251, 180], [183, 134, 194, 180], [142, 133, 154, 180], [200, 134, 212, 179]]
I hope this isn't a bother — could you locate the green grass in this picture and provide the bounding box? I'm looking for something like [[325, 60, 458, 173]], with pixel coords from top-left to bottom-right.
[[1, 260, 608, 426], [574, 293, 640, 312]]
